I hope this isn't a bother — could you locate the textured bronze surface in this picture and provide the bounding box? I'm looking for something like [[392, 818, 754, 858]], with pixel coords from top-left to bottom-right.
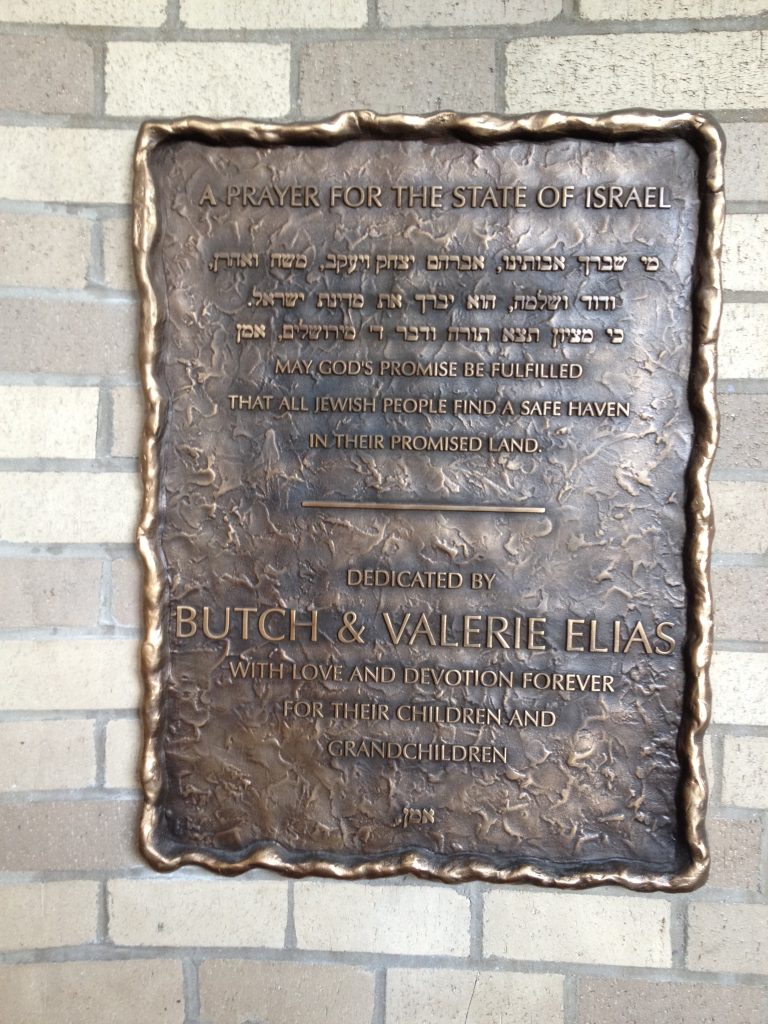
[[134, 111, 722, 889]]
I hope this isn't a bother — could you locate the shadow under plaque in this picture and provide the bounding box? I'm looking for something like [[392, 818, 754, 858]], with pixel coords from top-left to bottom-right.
[[134, 110, 722, 889]]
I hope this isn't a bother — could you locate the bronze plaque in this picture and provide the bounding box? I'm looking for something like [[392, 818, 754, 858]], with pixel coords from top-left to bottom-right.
[[135, 111, 722, 889]]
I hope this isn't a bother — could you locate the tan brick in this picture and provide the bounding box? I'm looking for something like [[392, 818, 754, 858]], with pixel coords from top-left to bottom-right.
[[294, 880, 470, 955], [0, 719, 95, 791], [722, 736, 768, 808], [112, 555, 141, 627], [199, 960, 374, 1024], [0, 471, 139, 544], [387, 968, 564, 1024], [719, 304, 768, 379], [0, 639, 140, 711], [301, 39, 495, 117], [580, 0, 766, 18], [712, 481, 768, 554], [0, 557, 101, 628], [506, 32, 768, 111], [713, 567, 768, 643], [724, 122, 768, 203], [712, 565, 768, 643], [0, 881, 98, 951], [0, 799, 142, 870], [708, 817, 763, 889], [0, 34, 93, 115], [106, 42, 290, 119], [0, 0, 166, 25], [724, 215, 768, 292], [716, 394, 768, 470], [105, 717, 141, 789], [0, 960, 184, 1024], [484, 892, 670, 967], [111, 386, 142, 458], [102, 218, 134, 293], [720, 305, 768, 380], [0, 386, 99, 459], [380, 0, 560, 25], [0, 297, 137, 377], [703, 732, 714, 792], [0, 127, 134, 204], [0, 213, 90, 289], [578, 978, 768, 1024], [109, 878, 288, 947], [688, 902, 768, 973], [711, 651, 768, 726], [181, 0, 367, 29]]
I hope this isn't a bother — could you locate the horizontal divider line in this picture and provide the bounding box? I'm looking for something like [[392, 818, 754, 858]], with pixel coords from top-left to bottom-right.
[[303, 500, 545, 514]]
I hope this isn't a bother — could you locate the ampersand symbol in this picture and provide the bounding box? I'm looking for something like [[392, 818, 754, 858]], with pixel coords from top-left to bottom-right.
[[338, 611, 365, 644]]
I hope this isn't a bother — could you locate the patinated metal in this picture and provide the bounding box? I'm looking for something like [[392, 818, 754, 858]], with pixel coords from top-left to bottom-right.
[[134, 111, 722, 889]]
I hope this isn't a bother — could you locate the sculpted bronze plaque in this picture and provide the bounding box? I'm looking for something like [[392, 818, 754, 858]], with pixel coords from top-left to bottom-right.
[[135, 111, 722, 889]]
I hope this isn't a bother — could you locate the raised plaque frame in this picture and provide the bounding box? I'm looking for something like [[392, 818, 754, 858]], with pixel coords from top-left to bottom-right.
[[135, 110, 722, 890]]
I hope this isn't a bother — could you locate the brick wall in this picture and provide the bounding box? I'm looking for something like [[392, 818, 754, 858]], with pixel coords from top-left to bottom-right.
[[0, 2, 766, 1022]]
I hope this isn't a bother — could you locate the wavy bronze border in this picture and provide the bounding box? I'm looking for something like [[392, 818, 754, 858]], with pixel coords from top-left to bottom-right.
[[134, 110, 722, 889]]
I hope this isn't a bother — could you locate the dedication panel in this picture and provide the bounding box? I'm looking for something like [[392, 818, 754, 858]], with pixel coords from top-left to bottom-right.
[[135, 112, 721, 889]]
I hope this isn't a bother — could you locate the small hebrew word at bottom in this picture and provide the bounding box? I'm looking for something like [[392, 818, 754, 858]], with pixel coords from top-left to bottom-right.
[[397, 806, 436, 828]]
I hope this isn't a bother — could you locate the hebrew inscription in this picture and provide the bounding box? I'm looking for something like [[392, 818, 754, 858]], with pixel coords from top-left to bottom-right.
[[135, 113, 721, 888]]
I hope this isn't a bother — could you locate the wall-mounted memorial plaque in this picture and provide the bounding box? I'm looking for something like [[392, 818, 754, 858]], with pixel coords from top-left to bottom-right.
[[135, 111, 722, 889]]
